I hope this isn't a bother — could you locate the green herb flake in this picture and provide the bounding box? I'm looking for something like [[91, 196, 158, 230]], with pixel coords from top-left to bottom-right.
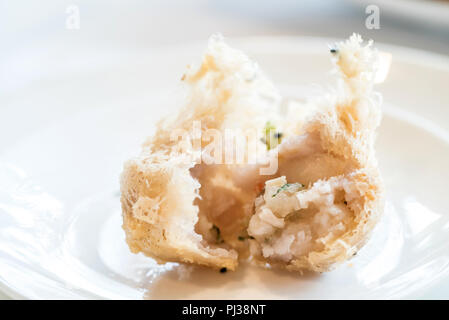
[[238, 235, 255, 241], [272, 183, 304, 197], [212, 225, 224, 244], [262, 121, 283, 150]]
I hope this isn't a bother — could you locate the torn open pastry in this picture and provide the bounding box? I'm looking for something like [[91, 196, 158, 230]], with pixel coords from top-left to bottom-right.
[[120, 34, 387, 273]]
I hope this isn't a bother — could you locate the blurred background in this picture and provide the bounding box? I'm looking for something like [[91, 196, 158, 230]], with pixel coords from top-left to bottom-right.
[[1, 0, 449, 84], [1, 0, 449, 100], [1, 0, 448, 97], [1, 0, 448, 113], [2, 0, 449, 52], [1, 0, 449, 300]]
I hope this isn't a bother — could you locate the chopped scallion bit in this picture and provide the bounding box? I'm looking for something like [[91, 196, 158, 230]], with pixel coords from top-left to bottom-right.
[[262, 121, 283, 150], [238, 235, 255, 241], [211, 225, 224, 244], [272, 183, 304, 197]]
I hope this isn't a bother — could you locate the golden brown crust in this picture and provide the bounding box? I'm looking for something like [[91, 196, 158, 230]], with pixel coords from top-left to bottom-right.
[[121, 156, 239, 270], [120, 34, 386, 273]]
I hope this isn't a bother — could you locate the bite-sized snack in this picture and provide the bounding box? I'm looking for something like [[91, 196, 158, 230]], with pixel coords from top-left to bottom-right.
[[120, 34, 386, 273]]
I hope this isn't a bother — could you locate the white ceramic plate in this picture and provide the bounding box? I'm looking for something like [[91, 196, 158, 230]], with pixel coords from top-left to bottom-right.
[[1, 37, 449, 299]]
